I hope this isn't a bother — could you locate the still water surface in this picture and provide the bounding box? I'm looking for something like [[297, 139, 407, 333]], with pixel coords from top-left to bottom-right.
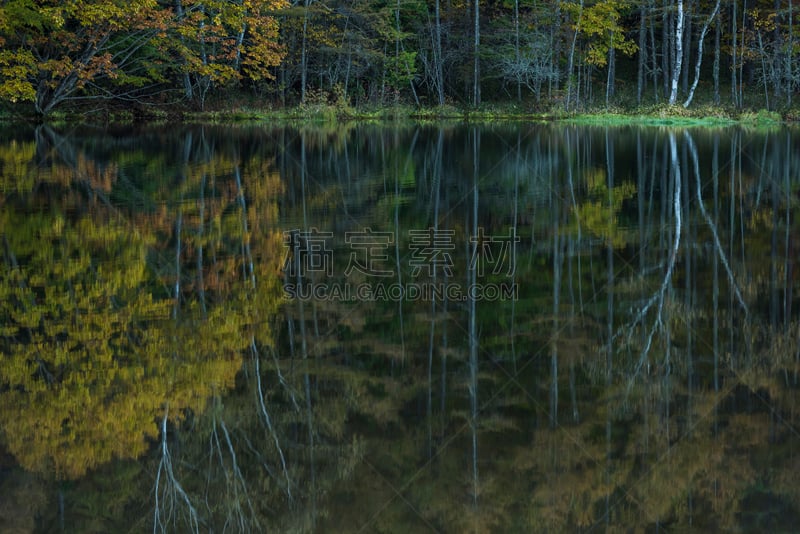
[[1, 122, 799, 531]]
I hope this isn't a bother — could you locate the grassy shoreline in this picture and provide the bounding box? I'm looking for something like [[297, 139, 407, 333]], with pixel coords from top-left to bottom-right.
[[1, 102, 794, 127], [182, 103, 789, 126]]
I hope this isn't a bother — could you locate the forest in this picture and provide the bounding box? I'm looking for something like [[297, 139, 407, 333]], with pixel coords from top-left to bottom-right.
[[0, 0, 799, 117]]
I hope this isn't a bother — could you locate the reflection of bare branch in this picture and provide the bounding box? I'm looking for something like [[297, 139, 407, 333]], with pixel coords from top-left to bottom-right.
[[253, 339, 293, 501], [153, 408, 200, 534], [269, 345, 301, 412], [626, 132, 683, 390], [685, 132, 750, 318], [219, 416, 258, 531]]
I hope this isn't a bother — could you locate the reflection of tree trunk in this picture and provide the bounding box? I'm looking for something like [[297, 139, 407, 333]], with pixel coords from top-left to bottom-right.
[[627, 133, 682, 387], [730, 133, 737, 370], [550, 168, 562, 429], [511, 133, 520, 373], [566, 131, 579, 424], [469, 127, 479, 508], [440, 283, 449, 438], [235, 166, 255, 290], [58, 488, 65, 533], [566, 130, 583, 314], [427, 130, 443, 458], [253, 343, 292, 500], [604, 128, 614, 527], [605, 128, 614, 384], [197, 172, 207, 316], [297, 132, 316, 525], [712, 134, 720, 393], [784, 133, 792, 332], [173, 133, 191, 320], [154, 408, 200, 533], [686, 132, 748, 316], [771, 161, 779, 330]]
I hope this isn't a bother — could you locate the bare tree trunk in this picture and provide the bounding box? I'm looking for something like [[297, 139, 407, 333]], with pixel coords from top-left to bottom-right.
[[713, 12, 721, 104], [515, 0, 522, 101], [681, 0, 693, 93], [649, 0, 659, 100], [739, 0, 747, 107], [606, 38, 615, 107], [301, 0, 311, 103], [669, 0, 685, 104], [565, 0, 584, 111], [683, 0, 721, 107], [473, 0, 481, 106], [435, 0, 445, 105], [638, 7, 647, 104], [663, 0, 671, 97], [732, 0, 739, 106], [788, 0, 794, 107]]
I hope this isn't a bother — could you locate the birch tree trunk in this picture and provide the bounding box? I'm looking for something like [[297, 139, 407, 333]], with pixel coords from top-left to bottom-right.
[[683, 0, 721, 107], [669, 0, 685, 104]]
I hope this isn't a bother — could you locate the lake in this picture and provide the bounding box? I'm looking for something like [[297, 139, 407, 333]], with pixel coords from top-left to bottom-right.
[[1, 122, 799, 531]]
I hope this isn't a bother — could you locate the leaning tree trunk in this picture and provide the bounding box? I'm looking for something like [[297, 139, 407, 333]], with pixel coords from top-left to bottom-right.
[[684, 0, 721, 107]]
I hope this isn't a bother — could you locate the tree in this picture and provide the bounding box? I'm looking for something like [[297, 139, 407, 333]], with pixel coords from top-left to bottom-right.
[[169, 0, 286, 108], [0, 0, 286, 114], [683, 0, 721, 107], [0, 206, 246, 479], [0, 0, 170, 114], [565, 0, 638, 107], [0, 128, 285, 481]]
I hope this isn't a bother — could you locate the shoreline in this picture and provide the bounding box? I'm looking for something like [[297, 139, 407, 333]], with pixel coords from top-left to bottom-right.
[[0, 103, 793, 127]]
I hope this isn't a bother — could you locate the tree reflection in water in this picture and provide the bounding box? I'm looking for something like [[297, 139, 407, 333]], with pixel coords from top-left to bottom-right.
[[0, 123, 798, 532]]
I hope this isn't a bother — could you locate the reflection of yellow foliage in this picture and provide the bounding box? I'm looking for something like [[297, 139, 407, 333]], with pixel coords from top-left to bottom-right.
[[0, 140, 36, 195], [572, 168, 635, 248], [0, 210, 248, 479], [0, 133, 286, 480]]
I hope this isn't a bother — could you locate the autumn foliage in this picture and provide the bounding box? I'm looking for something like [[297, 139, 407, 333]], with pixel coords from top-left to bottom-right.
[[0, 0, 286, 114]]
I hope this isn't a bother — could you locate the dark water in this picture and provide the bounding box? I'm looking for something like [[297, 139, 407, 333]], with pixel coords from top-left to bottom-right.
[[1, 122, 799, 532]]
